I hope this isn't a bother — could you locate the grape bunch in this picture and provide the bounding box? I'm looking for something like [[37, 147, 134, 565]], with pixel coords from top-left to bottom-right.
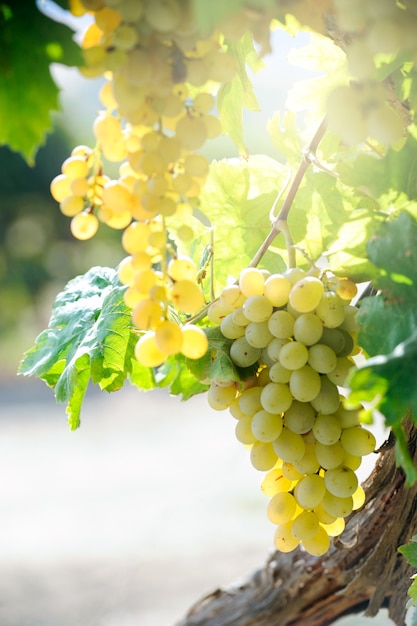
[[326, 0, 416, 146], [49, 0, 275, 368], [207, 266, 376, 556]]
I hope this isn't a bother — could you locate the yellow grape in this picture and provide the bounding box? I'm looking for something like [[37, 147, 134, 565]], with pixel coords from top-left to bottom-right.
[[134, 331, 166, 368], [155, 320, 183, 355], [61, 155, 90, 179], [59, 195, 85, 217], [70, 211, 99, 240], [180, 325, 208, 359], [50, 174, 72, 202], [170, 279, 204, 314], [302, 526, 330, 556], [273, 522, 300, 553], [132, 299, 163, 330], [267, 492, 297, 525]]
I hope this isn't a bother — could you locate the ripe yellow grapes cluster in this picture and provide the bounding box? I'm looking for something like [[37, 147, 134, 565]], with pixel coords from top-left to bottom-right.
[[50, 1, 275, 368], [207, 266, 376, 556], [326, 0, 415, 146]]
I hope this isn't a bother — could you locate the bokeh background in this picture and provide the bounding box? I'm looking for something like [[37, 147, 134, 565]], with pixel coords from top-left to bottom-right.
[[0, 4, 412, 625]]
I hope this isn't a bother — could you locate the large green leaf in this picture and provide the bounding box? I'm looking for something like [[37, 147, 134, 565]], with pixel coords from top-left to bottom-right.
[[347, 212, 417, 484], [0, 2, 82, 163], [19, 267, 135, 429]]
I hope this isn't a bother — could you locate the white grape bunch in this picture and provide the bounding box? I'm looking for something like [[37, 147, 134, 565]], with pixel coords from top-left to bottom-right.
[[207, 266, 376, 556]]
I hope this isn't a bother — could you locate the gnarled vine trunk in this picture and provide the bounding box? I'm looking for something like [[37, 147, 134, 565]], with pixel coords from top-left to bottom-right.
[[176, 426, 417, 626]]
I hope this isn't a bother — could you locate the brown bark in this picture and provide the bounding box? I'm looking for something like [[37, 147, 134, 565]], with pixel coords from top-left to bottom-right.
[[176, 427, 417, 626]]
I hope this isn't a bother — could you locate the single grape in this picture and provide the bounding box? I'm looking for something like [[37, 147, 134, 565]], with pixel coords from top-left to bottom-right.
[[313, 413, 342, 445], [340, 426, 376, 456], [316, 291, 345, 328], [324, 466, 358, 498], [279, 341, 309, 370], [274, 522, 300, 553], [260, 382, 293, 414], [268, 310, 295, 338], [250, 441, 278, 471], [245, 321, 274, 348], [220, 314, 246, 339], [135, 331, 166, 368], [283, 400, 316, 434], [294, 474, 326, 509], [322, 491, 353, 518], [293, 313, 323, 345], [235, 415, 257, 445], [263, 273, 291, 307], [70, 211, 99, 240], [251, 409, 283, 442], [170, 279, 205, 314], [302, 526, 330, 556], [289, 366, 321, 402], [310, 376, 340, 414], [289, 276, 324, 313], [260, 469, 293, 497], [315, 441, 345, 470], [293, 443, 320, 474], [230, 337, 262, 368], [273, 428, 306, 463], [267, 492, 297, 524], [238, 267, 265, 297], [292, 510, 320, 541], [308, 344, 337, 374], [238, 386, 263, 416], [243, 295, 273, 323]]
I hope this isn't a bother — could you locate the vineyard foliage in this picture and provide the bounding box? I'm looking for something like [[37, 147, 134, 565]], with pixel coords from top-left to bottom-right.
[[4, 0, 417, 606]]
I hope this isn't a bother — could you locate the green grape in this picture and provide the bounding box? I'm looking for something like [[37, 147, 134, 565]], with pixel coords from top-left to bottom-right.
[[289, 366, 321, 402], [220, 285, 246, 309], [289, 276, 324, 313], [279, 341, 309, 370], [232, 307, 250, 327], [336, 330, 355, 357], [134, 331, 166, 368], [238, 386, 263, 416], [266, 337, 290, 362], [261, 469, 293, 497], [229, 398, 246, 420], [283, 400, 316, 434], [312, 413, 342, 445], [207, 382, 237, 410], [343, 451, 362, 471], [292, 510, 320, 541], [238, 267, 265, 297], [302, 526, 330, 556], [326, 357, 355, 386], [322, 491, 353, 518], [334, 405, 360, 428], [281, 462, 304, 481], [267, 492, 297, 524], [268, 310, 295, 338], [155, 319, 183, 355], [315, 441, 345, 470], [170, 279, 205, 314], [308, 344, 337, 374], [324, 466, 358, 498], [294, 474, 326, 509], [273, 428, 306, 463], [220, 314, 246, 339], [340, 426, 376, 456], [235, 415, 256, 445], [70, 211, 99, 240], [250, 441, 278, 471], [243, 295, 273, 323], [251, 409, 283, 442], [314, 503, 336, 525], [274, 522, 300, 553], [316, 292, 345, 328], [310, 376, 340, 414], [230, 337, 262, 367], [260, 382, 293, 414], [320, 327, 346, 354], [245, 321, 274, 348], [339, 305, 358, 333], [269, 362, 292, 384], [207, 300, 233, 324], [193, 92, 215, 114], [180, 325, 208, 359], [283, 267, 307, 285], [293, 313, 323, 345], [367, 17, 402, 55], [175, 114, 207, 150], [321, 516, 345, 537], [293, 443, 320, 474], [263, 273, 292, 307]]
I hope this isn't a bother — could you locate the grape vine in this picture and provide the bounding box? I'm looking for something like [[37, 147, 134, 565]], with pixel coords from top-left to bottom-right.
[[13, 0, 417, 620]]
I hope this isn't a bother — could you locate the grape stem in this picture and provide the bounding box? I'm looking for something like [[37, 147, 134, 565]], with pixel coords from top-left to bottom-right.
[[249, 116, 328, 268]]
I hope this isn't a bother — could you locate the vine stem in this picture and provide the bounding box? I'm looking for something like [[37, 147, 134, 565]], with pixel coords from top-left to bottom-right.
[[249, 116, 328, 268]]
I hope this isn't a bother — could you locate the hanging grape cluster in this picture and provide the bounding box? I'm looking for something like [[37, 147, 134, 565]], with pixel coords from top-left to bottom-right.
[[207, 267, 376, 556], [49, 0, 274, 367], [327, 0, 415, 146]]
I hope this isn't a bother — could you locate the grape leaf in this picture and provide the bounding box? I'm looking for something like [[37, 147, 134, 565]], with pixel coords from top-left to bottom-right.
[[399, 536, 417, 607], [347, 212, 417, 484], [182, 326, 258, 385], [19, 267, 134, 429], [0, 2, 82, 163], [217, 33, 263, 155]]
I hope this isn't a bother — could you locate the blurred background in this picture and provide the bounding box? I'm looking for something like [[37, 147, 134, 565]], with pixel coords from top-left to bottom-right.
[[0, 3, 411, 625]]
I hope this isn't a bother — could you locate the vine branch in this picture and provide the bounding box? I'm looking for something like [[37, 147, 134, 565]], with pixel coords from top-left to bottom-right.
[[249, 116, 328, 269]]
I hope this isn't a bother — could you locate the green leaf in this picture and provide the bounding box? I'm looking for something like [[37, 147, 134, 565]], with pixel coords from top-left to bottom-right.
[[19, 267, 134, 429], [190, 0, 274, 33], [0, 3, 82, 163], [217, 33, 262, 155], [182, 326, 258, 385], [399, 536, 417, 606], [347, 212, 417, 483]]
